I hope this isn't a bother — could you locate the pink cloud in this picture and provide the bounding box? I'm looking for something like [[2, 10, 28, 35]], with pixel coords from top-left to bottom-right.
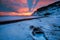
[[0, 0, 59, 16]]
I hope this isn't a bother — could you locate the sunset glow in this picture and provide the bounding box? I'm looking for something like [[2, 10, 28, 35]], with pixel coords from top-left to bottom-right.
[[0, 0, 59, 16], [0, 12, 32, 16]]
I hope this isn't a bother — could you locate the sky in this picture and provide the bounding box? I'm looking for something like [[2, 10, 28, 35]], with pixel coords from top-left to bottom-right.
[[0, 0, 60, 16]]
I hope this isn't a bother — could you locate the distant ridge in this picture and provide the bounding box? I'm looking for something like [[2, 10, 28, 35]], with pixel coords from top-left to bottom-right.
[[33, 1, 60, 16], [36, 1, 60, 12], [32, 1, 60, 40]]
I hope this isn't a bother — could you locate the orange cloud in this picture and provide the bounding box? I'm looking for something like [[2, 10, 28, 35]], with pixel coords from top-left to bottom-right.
[[19, 0, 27, 4], [16, 7, 29, 13], [0, 0, 59, 16], [5, 0, 27, 4], [0, 12, 32, 16]]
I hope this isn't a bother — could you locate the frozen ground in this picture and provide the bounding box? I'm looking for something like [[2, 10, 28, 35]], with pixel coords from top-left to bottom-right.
[[0, 16, 46, 40], [0, 15, 60, 40]]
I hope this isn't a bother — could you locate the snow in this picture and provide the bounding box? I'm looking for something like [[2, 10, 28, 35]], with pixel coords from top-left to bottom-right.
[[0, 17, 46, 40], [0, 16, 40, 22], [0, 15, 60, 40]]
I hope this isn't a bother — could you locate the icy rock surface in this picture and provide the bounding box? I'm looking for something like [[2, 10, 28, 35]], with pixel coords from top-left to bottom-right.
[[33, 1, 60, 40], [0, 19, 46, 40]]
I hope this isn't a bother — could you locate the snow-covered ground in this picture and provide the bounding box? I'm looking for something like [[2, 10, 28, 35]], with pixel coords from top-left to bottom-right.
[[0, 16, 46, 40], [0, 15, 60, 40], [0, 16, 40, 22], [32, 1, 60, 40]]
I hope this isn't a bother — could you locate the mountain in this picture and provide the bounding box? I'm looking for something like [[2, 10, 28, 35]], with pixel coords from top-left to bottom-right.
[[33, 1, 60, 17], [32, 1, 60, 40]]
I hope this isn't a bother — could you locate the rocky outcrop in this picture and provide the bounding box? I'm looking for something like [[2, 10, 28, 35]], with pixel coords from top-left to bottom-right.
[[33, 1, 60, 17], [33, 1, 60, 40]]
